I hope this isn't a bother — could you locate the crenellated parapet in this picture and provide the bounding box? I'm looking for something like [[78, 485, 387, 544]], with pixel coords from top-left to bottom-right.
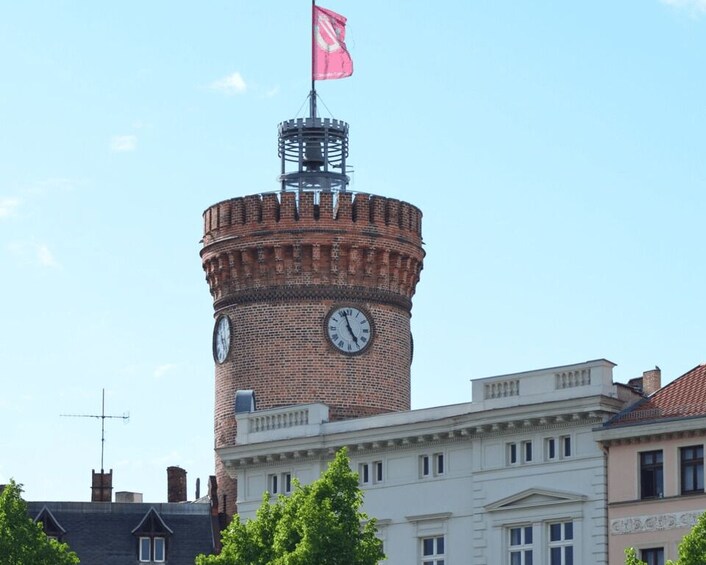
[[201, 191, 424, 311]]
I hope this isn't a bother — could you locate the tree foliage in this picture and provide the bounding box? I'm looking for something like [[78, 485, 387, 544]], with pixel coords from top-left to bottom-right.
[[625, 511, 706, 565], [673, 510, 706, 564], [0, 480, 80, 565], [197, 448, 384, 565]]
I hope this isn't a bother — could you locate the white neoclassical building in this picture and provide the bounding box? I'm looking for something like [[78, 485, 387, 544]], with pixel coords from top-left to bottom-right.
[[220, 359, 640, 564]]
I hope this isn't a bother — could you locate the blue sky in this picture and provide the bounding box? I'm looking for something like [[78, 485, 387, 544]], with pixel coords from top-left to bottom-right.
[[2, 1, 706, 502]]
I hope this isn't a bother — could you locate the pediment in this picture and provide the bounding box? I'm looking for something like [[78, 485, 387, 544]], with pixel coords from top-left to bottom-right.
[[34, 505, 66, 536], [131, 507, 174, 536], [485, 488, 586, 512]]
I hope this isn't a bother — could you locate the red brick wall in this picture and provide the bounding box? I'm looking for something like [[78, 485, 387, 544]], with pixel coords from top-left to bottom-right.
[[202, 192, 424, 515]]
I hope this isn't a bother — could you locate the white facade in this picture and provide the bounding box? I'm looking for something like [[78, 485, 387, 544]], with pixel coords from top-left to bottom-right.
[[220, 359, 639, 564]]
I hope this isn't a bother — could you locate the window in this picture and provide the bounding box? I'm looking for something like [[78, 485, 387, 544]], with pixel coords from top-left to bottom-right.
[[545, 436, 572, 461], [269, 472, 292, 494], [434, 453, 444, 475], [508, 443, 518, 464], [548, 521, 573, 565], [359, 463, 370, 485], [546, 438, 556, 460], [509, 441, 533, 464], [641, 450, 664, 499], [421, 455, 431, 476], [374, 460, 384, 483], [269, 473, 279, 494], [420, 453, 444, 478], [641, 547, 665, 565], [681, 445, 704, 494], [523, 441, 533, 463], [562, 436, 571, 458], [509, 525, 533, 565], [133, 508, 170, 563], [139, 536, 165, 563], [421, 535, 445, 565]]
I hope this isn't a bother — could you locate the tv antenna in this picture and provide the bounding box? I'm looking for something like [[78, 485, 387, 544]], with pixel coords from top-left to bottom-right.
[[61, 388, 130, 471]]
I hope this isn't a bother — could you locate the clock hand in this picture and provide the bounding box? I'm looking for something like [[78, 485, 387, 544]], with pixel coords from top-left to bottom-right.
[[342, 312, 359, 344]]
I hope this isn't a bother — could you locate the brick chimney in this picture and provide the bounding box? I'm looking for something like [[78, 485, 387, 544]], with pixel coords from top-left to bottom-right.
[[643, 366, 662, 396], [91, 469, 113, 502], [167, 466, 187, 502]]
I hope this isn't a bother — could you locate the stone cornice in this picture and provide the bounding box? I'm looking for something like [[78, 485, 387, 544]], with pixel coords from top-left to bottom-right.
[[595, 417, 706, 446], [219, 399, 621, 473]]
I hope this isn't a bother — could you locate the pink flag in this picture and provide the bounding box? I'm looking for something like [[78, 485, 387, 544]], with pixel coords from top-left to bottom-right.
[[312, 6, 353, 80]]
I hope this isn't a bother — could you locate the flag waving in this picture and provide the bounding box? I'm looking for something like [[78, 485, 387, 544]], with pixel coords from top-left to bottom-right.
[[312, 6, 353, 80]]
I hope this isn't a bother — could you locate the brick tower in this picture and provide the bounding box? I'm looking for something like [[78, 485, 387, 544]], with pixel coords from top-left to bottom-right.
[[200, 98, 425, 516]]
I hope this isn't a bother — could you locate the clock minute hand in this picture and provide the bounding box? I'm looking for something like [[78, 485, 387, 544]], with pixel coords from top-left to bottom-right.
[[342, 312, 359, 344]]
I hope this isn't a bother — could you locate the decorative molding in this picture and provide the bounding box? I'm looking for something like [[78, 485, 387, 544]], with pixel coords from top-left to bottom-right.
[[405, 512, 452, 523], [485, 487, 587, 512], [610, 511, 702, 535], [213, 284, 413, 313]]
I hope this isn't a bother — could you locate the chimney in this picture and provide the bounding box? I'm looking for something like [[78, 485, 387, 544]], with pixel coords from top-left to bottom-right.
[[195, 477, 201, 500], [91, 469, 113, 502], [643, 366, 662, 396], [115, 491, 143, 503], [167, 466, 187, 502]]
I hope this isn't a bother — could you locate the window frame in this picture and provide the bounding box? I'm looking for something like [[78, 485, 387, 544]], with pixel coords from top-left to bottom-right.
[[434, 453, 444, 475], [522, 440, 533, 463], [548, 521, 573, 565], [680, 445, 704, 495], [420, 534, 445, 565], [139, 536, 166, 563], [359, 462, 371, 485], [545, 437, 556, 461], [640, 450, 664, 499], [508, 525, 533, 565], [420, 453, 445, 478], [640, 547, 665, 565], [269, 473, 279, 495], [508, 442, 518, 465], [373, 460, 384, 483]]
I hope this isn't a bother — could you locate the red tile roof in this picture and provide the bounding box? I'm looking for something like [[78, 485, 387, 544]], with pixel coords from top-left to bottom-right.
[[609, 363, 706, 425]]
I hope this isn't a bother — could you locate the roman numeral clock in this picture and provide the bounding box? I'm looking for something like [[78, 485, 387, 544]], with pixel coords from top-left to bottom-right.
[[200, 105, 425, 517], [325, 305, 374, 355]]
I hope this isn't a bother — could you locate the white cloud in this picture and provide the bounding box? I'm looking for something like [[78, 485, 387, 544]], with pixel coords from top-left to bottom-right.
[[0, 197, 20, 219], [110, 135, 138, 152], [661, 0, 706, 14], [36, 244, 59, 267], [209, 72, 248, 95], [265, 85, 280, 98], [154, 363, 178, 379], [6, 241, 60, 268]]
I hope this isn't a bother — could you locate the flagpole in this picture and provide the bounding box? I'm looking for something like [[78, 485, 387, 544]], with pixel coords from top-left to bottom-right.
[[310, 0, 317, 118]]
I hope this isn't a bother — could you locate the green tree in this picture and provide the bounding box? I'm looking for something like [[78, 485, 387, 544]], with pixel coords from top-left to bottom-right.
[[0, 480, 79, 565], [673, 510, 706, 564], [624, 546, 647, 565], [197, 448, 384, 565]]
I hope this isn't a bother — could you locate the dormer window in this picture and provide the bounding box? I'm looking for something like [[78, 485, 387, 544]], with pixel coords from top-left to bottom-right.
[[140, 536, 166, 563], [132, 507, 173, 563], [33, 506, 66, 542]]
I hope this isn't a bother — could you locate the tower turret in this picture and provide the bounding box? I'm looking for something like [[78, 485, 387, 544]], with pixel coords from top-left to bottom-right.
[[202, 11, 423, 517]]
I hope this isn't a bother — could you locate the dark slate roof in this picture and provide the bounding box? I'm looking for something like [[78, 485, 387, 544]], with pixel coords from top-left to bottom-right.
[[27, 501, 216, 565], [605, 363, 706, 427]]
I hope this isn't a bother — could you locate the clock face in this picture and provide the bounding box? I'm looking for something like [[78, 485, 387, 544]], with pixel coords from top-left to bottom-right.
[[325, 306, 373, 355], [213, 315, 231, 364]]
